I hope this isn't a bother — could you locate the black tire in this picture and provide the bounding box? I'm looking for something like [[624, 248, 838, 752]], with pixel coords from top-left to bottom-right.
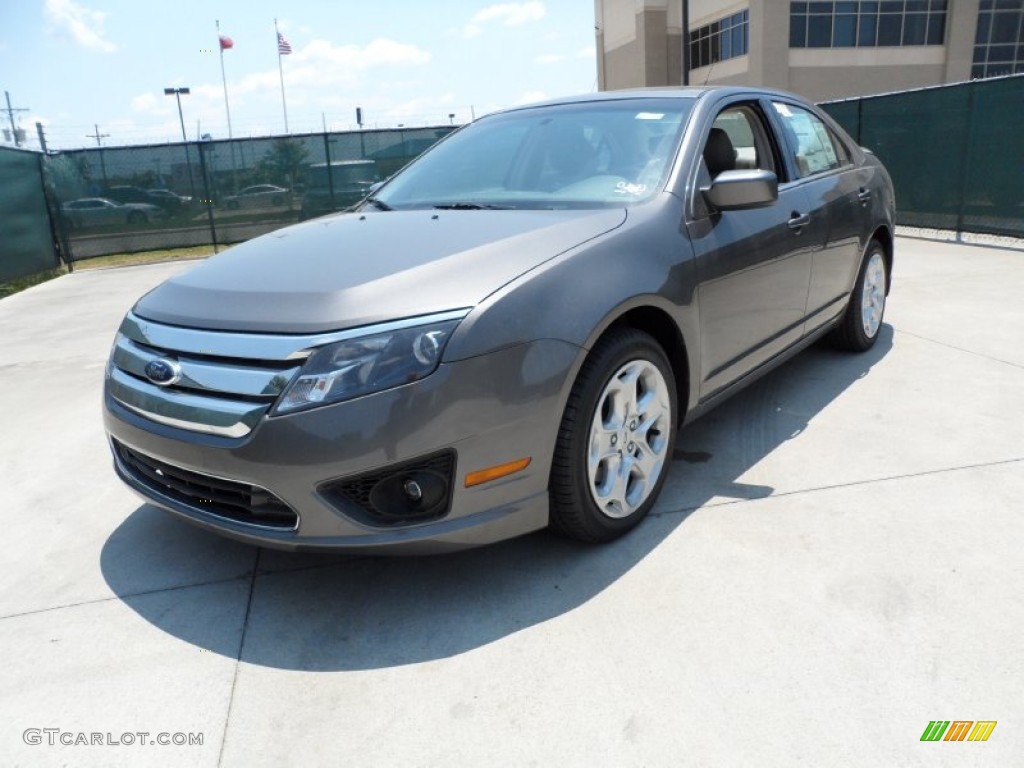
[[549, 328, 678, 543], [830, 239, 889, 352]]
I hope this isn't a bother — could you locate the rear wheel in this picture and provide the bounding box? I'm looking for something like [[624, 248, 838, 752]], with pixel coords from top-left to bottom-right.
[[549, 328, 677, 543], [830, 240, 888, 352]]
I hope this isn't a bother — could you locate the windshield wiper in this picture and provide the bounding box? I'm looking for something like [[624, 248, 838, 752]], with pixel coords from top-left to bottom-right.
[[432, 202, 510, 210], [363, 197, 393, 211]]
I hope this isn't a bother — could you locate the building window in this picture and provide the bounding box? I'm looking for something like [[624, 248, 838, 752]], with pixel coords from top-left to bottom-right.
[[689, 10, 749, 70], [972, 0, 1024, 79], [790, 1, 948, 49]]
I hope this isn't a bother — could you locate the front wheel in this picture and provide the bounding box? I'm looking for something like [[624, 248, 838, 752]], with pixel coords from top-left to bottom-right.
[[549, 328, 677, 543], [830, 240, 888, 352]]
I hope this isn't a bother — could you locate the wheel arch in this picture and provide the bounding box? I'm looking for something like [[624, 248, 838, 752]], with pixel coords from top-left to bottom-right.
[[588, 304, 691, 427], [870, 225, 894, 294]]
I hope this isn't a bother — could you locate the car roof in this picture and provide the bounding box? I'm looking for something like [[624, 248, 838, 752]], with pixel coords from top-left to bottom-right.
[[491, 85, 811, 114]]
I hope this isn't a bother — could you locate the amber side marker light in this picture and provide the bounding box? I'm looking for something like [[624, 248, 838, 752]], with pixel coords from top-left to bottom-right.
[[464, 457, 532, 488]]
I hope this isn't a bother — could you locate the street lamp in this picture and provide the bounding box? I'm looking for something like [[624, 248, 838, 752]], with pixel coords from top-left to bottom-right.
[[164, 87, 196, 198], [164, 87, 191, 142]]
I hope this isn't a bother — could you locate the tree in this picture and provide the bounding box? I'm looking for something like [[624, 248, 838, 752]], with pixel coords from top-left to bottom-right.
[[257, 139, 309, 189]]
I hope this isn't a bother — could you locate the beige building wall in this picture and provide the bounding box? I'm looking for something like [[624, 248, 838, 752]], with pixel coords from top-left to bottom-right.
[[596, 0, 981, 101], [596, 0, 683, 89]]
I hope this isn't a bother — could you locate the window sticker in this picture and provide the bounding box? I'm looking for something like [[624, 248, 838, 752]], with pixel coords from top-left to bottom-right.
[[615, 181, 648, 195]]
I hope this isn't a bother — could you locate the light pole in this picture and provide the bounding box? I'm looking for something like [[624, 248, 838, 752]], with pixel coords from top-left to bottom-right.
[[164, 87, 190, 141], [164, 87, 196, 198]]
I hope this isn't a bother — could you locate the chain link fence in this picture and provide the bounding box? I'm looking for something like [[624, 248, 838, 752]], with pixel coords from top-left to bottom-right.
[[0, 146, 62, 283], [8, 80, 1024, 284], [44, 126, 456, 264], [821, 74, 1024, 238]]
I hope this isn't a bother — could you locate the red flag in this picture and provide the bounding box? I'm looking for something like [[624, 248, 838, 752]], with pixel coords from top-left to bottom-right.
[[219, 35, 233, 50]]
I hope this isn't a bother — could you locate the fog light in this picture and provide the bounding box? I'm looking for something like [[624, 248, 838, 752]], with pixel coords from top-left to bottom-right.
[[403, 478, 423, 501], [368, 470, 448, 521]]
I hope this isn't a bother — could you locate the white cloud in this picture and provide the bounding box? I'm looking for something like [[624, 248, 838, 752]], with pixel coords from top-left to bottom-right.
[[474, 2, 546, 26], [294, 38, 431, 70], [44, 0, 116, 53], [536, 54, 565, 65], [513, 90, 547, 106], [131, 93, 157, 112], [462, 2, 546, 38]]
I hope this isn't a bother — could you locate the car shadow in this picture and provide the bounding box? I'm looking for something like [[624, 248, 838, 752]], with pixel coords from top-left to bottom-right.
[[101, 325, 894, 671]]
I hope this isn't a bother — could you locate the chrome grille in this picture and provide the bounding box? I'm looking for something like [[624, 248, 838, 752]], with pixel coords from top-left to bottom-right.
[[107, 313, 307, 437]]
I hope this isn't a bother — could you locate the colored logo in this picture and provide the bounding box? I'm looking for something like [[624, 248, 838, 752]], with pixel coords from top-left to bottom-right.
[[144, 358, 182, 387], [921, 721, 997, 742]]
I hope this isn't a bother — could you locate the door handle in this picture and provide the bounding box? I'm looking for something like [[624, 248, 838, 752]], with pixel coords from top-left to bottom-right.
[[788, 212, 810, 230], [858, 188, 872, 203]]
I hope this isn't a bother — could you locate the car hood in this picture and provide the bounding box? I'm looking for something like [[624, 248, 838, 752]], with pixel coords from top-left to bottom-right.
[[132, 208, 627, 333]]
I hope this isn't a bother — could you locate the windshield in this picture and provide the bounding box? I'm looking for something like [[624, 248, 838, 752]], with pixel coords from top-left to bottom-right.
[[373, 98, 692, 211]]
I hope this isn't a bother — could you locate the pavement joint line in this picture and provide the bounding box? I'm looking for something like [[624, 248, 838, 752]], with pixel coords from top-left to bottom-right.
[[653, 455, 1024, 519], [0, 571, 254, 622], [896, 328, 1024, 370], [217, 547, 261, 768], [0, 555, 372, 623]]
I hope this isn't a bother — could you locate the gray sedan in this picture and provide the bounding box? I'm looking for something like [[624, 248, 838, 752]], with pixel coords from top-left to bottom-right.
[[61, 197, 163, 228], [103, 86, 894, 553]]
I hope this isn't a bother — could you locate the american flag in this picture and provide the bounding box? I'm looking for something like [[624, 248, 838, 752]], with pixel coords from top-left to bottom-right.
[[277, 32, 292, 55]]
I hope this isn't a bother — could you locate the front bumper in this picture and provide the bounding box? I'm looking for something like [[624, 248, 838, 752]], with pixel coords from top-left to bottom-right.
[[104, 339, 580, 553]]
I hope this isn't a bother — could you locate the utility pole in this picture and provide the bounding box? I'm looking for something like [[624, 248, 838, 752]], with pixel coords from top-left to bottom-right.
[[3, 91, 28, 147], [86, 124, 109, 146], [85, 124, 110, 192], [36, 122, 48, 153]]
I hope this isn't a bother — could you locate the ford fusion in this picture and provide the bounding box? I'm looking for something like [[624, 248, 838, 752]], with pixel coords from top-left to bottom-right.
[[104, 87, 894, 553]]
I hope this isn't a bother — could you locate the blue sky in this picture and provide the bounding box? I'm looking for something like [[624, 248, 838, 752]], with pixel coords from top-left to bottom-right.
[[0, 1, 598, 150]]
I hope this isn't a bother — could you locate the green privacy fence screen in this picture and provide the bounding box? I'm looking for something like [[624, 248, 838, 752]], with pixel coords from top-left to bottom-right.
[[45, 125, 455, 263], [0, 147, 61, 283], [821, 74, 1024, 237]]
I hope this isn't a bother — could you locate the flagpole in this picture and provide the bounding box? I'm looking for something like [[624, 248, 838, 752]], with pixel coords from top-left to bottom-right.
[[275, 18, 289, 133], [217, 20, 233, 138]]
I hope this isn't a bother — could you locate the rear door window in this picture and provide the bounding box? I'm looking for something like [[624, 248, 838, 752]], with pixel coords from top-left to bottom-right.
[[771, 102, 842, 178]]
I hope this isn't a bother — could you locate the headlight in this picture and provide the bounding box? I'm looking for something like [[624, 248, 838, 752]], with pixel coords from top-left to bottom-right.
[[274, 320, 460, 414]]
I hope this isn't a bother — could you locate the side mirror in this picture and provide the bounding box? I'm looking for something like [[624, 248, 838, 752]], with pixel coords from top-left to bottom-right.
[[702, 169, 778, 211]]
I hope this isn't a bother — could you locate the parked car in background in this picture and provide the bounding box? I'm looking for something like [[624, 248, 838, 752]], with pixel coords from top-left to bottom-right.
[[62, 197, 164, 229], [300, 160, 380, 220], [104, 86, 894, 554], [104, 185, 152, 205], [222, 184, 290, 210], [145, 189, 192, 210]]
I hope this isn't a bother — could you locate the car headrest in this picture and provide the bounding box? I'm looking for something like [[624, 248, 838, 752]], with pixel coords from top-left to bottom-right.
[[704, 127, 737, 178]]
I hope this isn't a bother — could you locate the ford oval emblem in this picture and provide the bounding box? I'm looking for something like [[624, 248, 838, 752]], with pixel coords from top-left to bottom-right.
[[144, 358, 181, 386]]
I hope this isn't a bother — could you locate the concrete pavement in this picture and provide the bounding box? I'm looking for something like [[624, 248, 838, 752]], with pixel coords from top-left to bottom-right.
[[1, 237, 1021, 766]]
